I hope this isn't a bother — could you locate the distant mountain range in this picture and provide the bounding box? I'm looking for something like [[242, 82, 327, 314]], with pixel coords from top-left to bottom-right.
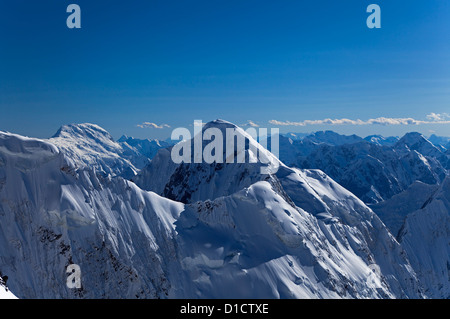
[[277, 131, 449, 204], [0, 121, 448, 299]]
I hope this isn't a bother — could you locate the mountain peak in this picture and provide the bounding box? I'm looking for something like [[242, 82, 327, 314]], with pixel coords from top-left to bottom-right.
[[202, 119, 238, 131], [398, 132, 425, 142], [117, 135, 129, 143], [52, 123, 114, 142], [395, 132, 443, 156], [364, 135, 399, 146], [304, 130, 363, 146]]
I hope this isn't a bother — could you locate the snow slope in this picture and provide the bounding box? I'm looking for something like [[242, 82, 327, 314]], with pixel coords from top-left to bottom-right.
[[49, 124, 141, 178], [0, 131, 184, 298], [0, 286, 17, 299], [370, 182, 439, 237], [398, 176, 450, 298], [0, 274, 17, 299], [49, 123, 168, 179]]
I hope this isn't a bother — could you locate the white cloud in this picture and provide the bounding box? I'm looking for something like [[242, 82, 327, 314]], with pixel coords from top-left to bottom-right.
[[269, 115, 450, 127], [426, 112, 450, 121], [137, 122, 171, 129], [241, 120, 260, 127]]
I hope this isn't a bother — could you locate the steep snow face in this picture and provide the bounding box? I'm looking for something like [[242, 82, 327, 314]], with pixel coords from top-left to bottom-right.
[[175, 180, 396, 298], [301, 140, 446, 203], [0, 131, 185, 298], [49, 124, 156, 178], [370, 182, 439, 238], [273, 167, 423, 298], [398, 176, 450, 299], [49, 124, 139, 178]]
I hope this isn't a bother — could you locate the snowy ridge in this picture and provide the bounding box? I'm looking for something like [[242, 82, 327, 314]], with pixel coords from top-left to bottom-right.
[[49, 123, 139, 178], [134, 119, 282, 203], [370, 181, 439, 237], [394, 132, 445, 159], [49, 123, 166, 179], [134, 120, 423, 298], [398, 176, 450, 298]]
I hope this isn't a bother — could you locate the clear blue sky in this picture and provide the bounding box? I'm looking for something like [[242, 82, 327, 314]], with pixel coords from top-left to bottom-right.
[[0, 0, 449, 139]]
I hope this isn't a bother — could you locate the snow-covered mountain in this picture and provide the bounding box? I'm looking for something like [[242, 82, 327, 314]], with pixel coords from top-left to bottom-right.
[[398, 176, 450, 298], [394, 132, 446, 160], [369, 181, 440, 237], [428, 134, 450, 150], [302, 131, 363, 146], [273, 131, 367, 168], [281, 132, 309, 141], [118, 135, 172, 167], [0, 131, 187, 298], [364, 135, 399, 146], [0, 122, 428, 299], [134, 120, 424, 298], [287, 131, 448, 204], [301, 141, 446, 203], [49, 124, 140, 178], [49, 124, 168, 179]]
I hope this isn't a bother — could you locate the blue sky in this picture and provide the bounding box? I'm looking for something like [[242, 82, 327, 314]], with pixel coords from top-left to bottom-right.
[[0, 0, 449, 139]]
